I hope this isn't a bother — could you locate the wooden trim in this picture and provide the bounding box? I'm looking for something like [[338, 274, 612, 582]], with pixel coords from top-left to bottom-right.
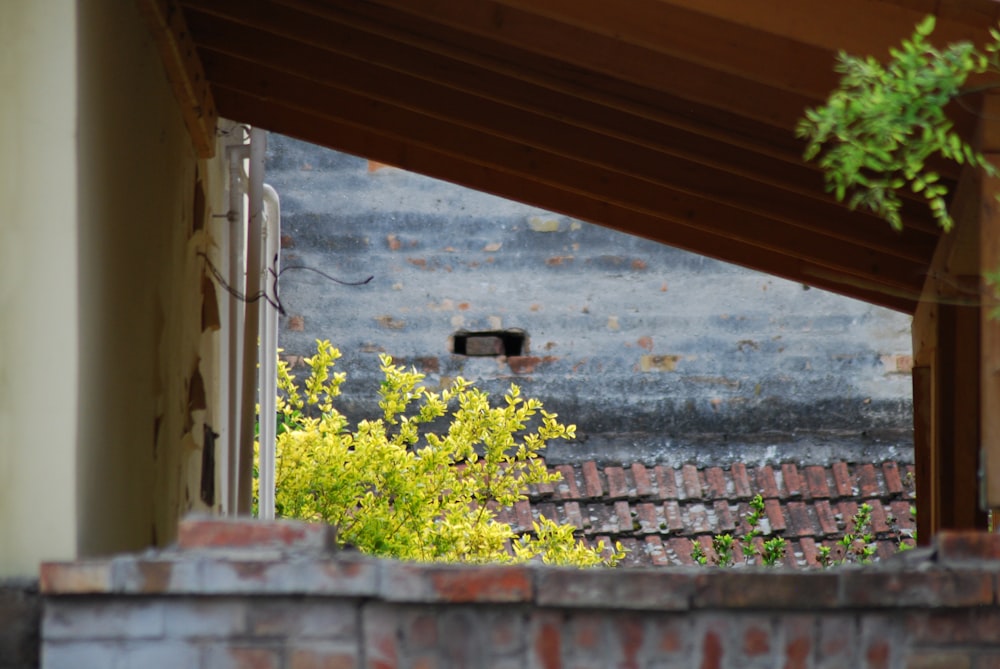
[[137, 0, 218, 157]]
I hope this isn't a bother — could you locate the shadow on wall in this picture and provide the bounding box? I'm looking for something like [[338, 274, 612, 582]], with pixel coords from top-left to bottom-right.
[[265, 135, 914, 462]]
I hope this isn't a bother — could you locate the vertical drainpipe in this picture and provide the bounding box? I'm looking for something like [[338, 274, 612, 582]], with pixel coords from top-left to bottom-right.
[[223, 140, 249, 515], [258, 185, 280, 519], [237, 127, 267, 515]]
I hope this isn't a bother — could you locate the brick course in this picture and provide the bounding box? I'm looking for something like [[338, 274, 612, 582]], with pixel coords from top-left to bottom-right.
[[35, 519, 1000, 668]]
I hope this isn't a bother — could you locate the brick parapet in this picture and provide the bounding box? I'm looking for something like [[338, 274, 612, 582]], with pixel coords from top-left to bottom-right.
[[37, 520, 1000, 668]]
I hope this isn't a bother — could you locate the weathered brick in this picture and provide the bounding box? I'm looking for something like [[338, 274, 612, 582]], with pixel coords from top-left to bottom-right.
[[177, 517, 337, 552], [614, 500, 633, 532], [537, 569, 695, 610], [781, 615, 815, 669], [831, 462, 855, 498], [42, 640, 123, 669], [513, 500, 533, 531], [529, 612, 563, 669], [362, 605, 400, 669], [663, 500, 684, 532], [44, 600, 165, 640], [814, 499, 840, 536], [782, 463, 804, 498], [805, 465, 831, 498], [631, 463, 653, 498], [840, 571, 994, 608], [681, 464, 703, 500], [786, 501, 815, 537], [554, 465, 580, 499], [287, 643, 359, 669], [39, 561, 112, 595], [883, 462, 904, 495], [693, 572, 838, 609], [905, 653, 973, 669], [654, 465, 679, 500], [705, 467, 727, 499], [382, 563, 532, 603], [731, 463, 753, 499], [937, 531, 1000, 562], [119, 640, 201, 669], [757, 466, 780, 499], [645, 536, 670, 566], [714, 500, 735, 532], [162, 599, 246, 639], [857, 464, 880, 497], [247, 600, 357, 639], [635, 502, 659, 534], [764, 498, 787, 533], [202, 641, 283, 669], [582, 461, 604, 498], [907, 611, 1000, 645], [564, 501, 584, 530], [816, 616, 857, 669], [605, 466, 629, 499]]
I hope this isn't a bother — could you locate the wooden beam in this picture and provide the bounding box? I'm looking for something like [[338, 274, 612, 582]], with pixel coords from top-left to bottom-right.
[[137, 0, 217, 157], [912, 161, 993, 538], [978, 94, 1000, 510]]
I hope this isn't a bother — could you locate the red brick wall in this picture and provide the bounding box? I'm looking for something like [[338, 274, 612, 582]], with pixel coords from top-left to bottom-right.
[[38, 519, 1000, 668]]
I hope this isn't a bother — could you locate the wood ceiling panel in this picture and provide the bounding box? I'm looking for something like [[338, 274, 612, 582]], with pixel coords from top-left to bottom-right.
[[211, 84, 919, 312], [202, 52, 926, 309], [184, 1, 943, 240], [178, 0, 952, 311]]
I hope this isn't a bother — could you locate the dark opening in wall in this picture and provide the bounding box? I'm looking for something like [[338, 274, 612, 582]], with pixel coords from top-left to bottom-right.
[[452, 329, 527, 357]]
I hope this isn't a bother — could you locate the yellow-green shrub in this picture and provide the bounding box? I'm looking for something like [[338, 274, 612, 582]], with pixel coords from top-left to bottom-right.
[[262, 340, 623, 566]]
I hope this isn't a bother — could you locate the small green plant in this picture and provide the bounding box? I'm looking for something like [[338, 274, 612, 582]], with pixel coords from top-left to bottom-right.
[[260, 340, 624, 567], [818, 502, 878, 567], [796, 15, 1000, 232], [691, 494, 787, 567]]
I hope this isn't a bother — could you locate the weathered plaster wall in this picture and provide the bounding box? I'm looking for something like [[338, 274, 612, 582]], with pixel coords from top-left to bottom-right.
[[0, 1, 79, 577], [266, 136, 914, 465], [0, 0, 231, 578], [74, 0, 229, 558]]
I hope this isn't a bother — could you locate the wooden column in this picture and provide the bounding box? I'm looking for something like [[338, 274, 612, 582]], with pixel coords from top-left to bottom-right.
[[979, 94, 1000, 518], [911, 93, 1000, 540]]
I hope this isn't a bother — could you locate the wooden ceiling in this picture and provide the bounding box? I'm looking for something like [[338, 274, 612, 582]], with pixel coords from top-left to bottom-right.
[[175, 0, 1000, 313]]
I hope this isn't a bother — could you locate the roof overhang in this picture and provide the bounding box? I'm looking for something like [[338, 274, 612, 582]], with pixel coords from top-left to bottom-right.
[[167, 0, 1000, 313]]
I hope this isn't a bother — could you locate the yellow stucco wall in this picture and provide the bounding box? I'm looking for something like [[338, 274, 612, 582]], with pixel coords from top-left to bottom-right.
[[0, 2, 80, 578], [0, 0, 229, 577]]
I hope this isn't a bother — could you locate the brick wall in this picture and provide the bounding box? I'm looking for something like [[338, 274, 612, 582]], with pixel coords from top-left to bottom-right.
[[0, 579, 39, 669], [37, 518, 1000, 668]]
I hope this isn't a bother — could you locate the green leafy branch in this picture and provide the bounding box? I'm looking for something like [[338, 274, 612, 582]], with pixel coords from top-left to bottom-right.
[[797, 16, 1000, 231]]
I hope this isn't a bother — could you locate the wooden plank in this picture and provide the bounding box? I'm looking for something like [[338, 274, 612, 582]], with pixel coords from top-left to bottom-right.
[[136, 0, 217, 157], [911, 365, 935, 543], [654, 0, 998, 54], [210, 84, 919, 312], [315, 0, 822, 131], [977, 93, 1000, 509]]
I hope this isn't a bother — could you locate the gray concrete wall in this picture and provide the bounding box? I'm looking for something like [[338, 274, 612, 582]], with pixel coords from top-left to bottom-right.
[[265, 135, 913, 466]]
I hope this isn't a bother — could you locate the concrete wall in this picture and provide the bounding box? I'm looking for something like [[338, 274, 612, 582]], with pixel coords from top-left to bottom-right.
[[38, 518, 1000, 668], [0, 0, 231, 577], [266, 137, 914, 466]]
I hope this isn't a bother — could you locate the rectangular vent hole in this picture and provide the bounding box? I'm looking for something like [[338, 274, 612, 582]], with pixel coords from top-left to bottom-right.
[[453, 329, 526, 357]]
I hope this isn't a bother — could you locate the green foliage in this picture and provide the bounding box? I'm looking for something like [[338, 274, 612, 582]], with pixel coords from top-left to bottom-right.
[[691, 494, 787, 567], [797, 15, 1000, 231], [819, 502, 877, 567], [263, 340, 624, 567]]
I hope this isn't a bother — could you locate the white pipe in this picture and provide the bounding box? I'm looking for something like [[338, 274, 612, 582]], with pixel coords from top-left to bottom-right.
[[238, 127, 267, 515], [258, 184, 280, 520], [223, 141, 249, 515]]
